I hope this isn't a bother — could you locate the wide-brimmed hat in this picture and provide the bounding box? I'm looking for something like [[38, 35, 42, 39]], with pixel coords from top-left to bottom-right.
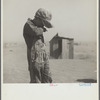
[[35, 8, 53, 28]]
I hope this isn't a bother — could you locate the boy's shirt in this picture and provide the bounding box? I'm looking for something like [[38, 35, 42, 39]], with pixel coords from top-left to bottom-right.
[[23, 18, 44, 49]]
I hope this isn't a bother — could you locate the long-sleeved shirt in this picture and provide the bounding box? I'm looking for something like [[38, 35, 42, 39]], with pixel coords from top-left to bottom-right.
[[23, 18, 44, 49]]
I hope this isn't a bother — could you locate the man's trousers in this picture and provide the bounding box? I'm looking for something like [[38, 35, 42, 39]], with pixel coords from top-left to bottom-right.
[[27, 47, 52, 83]]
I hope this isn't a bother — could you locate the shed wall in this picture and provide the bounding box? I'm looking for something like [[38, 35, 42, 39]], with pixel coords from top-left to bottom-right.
[[50, 37, 74, 59]]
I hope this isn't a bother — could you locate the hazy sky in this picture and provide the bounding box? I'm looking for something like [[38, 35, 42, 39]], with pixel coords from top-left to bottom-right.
[[3, 0, 97, 43]]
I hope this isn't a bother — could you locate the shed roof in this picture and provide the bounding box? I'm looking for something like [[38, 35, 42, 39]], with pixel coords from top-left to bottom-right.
[[49, 33, 74, 42]]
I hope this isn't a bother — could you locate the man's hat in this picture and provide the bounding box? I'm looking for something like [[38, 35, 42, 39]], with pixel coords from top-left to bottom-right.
[[35, 8, 53, 28]]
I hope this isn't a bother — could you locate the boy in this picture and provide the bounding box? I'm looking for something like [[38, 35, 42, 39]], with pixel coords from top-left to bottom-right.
[[23, 8, 53, 83]]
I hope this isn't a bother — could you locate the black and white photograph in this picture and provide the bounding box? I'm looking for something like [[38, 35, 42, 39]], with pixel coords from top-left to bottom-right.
[[3, 0, 98, 84], [2, 0, 99, 100]]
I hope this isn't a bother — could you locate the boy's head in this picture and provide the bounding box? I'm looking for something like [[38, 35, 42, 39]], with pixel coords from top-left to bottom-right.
[[35, 8, 53, 28]]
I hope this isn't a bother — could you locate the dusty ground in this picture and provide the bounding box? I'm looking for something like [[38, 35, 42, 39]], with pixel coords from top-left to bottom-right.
[[3, 42, 97, 83]]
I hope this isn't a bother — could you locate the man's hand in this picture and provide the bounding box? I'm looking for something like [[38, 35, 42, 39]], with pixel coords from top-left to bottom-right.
[[35, 27, 44, 35], [35, 27, 47, 35], [43, 27, 47, 32]]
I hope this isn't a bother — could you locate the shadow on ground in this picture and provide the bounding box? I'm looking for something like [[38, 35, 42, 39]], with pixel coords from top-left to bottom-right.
[[77, 79, 97, 83]]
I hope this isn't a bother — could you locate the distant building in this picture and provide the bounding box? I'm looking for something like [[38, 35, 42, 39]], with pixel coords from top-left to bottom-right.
[[49, 33, 74, 59]]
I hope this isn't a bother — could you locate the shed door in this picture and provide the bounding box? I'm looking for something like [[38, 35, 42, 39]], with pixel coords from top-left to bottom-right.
[[58, 39, 62, 58], [69, 40, 74, 59], [62, 39, 69, 59]]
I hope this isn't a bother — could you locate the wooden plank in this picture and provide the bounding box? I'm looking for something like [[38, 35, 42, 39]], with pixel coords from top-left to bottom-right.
[[62, 39, 69, 59]]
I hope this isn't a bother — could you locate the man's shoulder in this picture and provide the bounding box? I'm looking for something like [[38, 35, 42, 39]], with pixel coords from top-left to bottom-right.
[[24, 18, 35, 27], [23, 18, 44, 36], [24, 22, 29, 28]]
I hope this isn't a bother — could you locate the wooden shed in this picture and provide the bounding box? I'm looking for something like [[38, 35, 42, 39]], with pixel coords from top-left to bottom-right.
[[49, 33, 74, 59]]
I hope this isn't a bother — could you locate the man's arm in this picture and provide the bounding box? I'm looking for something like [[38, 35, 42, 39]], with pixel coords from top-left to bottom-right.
[[23, 22, 44, 49], [26, 19, 44, 36]]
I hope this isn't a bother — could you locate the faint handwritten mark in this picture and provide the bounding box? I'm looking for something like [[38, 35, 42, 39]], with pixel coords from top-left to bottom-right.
[[79, 83, 91, 86], [49, 83, 58, 86]]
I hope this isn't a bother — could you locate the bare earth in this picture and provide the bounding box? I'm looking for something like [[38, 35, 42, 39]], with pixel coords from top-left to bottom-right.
[[3, 42, 97, 83]]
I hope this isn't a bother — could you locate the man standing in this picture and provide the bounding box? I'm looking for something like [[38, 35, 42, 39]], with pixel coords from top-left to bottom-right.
[[23, 8, 53, 83]]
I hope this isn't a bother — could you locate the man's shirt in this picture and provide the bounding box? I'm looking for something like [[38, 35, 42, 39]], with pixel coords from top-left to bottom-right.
[[23, 18, 44, 49]]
